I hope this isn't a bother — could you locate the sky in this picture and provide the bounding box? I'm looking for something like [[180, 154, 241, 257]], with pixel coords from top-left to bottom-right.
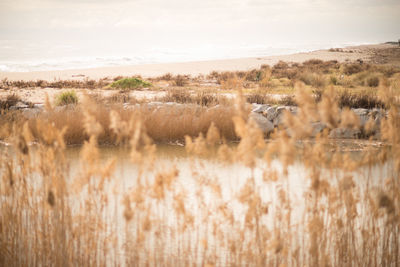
[[0, 0, 400, 63]]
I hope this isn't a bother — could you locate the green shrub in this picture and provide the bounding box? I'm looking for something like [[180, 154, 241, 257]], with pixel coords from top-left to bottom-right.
[[110, 77, 152, 90], [55, 90, 78, 106]]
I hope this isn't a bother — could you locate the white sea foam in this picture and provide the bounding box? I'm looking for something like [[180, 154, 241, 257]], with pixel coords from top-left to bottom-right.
[[0, 65, 11, 72]]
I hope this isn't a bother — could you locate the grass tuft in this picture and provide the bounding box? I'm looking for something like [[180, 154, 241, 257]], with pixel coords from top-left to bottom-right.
[[55, 90, 78, 106]]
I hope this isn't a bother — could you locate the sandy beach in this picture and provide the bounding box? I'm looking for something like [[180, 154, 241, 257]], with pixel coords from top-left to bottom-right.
[[1, 43, 398, 82]]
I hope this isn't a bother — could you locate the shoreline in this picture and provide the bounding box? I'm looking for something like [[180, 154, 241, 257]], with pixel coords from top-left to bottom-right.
[[1, 43, 397, 81]]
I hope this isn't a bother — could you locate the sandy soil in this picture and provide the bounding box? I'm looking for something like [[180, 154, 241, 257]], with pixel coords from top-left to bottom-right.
[[2, 43, 398, 82]]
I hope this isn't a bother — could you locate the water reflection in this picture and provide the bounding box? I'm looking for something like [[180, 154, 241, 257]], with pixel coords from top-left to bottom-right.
[[59, 141, 392, 264], [0, 140, 394, 265]]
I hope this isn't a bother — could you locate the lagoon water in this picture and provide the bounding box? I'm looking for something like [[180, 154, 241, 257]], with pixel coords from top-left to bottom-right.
[[63, 144, 391, 264], [0, 142, 394, 264], [62, 144, 390, 223]]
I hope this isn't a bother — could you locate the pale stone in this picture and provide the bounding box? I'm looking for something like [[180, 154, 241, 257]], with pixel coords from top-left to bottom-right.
[[249, 112, 274, 134]]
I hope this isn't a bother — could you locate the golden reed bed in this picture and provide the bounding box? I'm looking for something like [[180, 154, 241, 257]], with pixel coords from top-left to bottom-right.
[[1, 79, 400, 266]]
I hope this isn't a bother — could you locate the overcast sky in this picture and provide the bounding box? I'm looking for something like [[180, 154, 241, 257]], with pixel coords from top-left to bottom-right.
[[1, 0, 399, 51]]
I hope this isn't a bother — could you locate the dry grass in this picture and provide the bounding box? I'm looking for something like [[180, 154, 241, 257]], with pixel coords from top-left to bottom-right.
[[1, 62, 400, 266], [0, 99, 237, 145], [150, 74, 190, 87], [336, 89, 386, 109], [0, 77, 111, 89], [0, 94, 21, 110]]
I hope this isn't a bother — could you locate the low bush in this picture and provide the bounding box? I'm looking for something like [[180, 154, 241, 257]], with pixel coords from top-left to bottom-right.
[[194, 91, 224, 106], [245, 69, 264, 82], [110, 77, 152, 90], [158, 73, 173, 81], [103, 92, 135, 104], [0, 94, 21, 109], [278, 95, 297, 106], [298, 72, 326, 88], [173, 75, 188, 87], [159, 89, 192, 103], [343, 64, 364, 75], [367, 76, 380, 87], [337, 89, 385, 109], [246, 93, 274, 104], [156, 89, 228, 106]]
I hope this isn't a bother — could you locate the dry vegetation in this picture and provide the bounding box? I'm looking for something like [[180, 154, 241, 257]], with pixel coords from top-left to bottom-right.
[[1, 61, 400, 266], [0, 94, 22, 110], [0, 97, 237, 145], [2, 60, 399, 109]]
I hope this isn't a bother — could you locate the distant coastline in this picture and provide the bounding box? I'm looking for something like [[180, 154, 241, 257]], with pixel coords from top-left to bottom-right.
[[0, 42, 371, 73], [0, 43, 398, 81]]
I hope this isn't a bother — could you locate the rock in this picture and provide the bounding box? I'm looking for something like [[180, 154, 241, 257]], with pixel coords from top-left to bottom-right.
[[252, 104, 270, 113], [252, 103, 261, 111], [9, 101, 29, 110], [273, 106, 291, 127], [33, 103, 45, 109], [311, 122, 326, 137], [289, 106, 298, 114], [329, 128, 361, 139], [370, 108, 384, 127], [263, 106, 277, 121], [352, 108, 369, 127], [351, 108, 368, 115], [15, 102, 29, 109], [249, 112, 274, 134]]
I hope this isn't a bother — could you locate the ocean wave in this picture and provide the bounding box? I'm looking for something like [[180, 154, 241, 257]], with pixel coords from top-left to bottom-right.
[[0, 57, 143, 72], [0, 65, 11, 72]]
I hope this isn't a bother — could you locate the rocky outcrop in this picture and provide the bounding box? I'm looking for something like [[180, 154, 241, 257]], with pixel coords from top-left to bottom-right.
[[249, 112, 274, 135], [251, 103, 387, 139]]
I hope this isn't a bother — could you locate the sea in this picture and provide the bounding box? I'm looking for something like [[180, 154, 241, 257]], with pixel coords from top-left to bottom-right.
[[0, 40, 369, 72]]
